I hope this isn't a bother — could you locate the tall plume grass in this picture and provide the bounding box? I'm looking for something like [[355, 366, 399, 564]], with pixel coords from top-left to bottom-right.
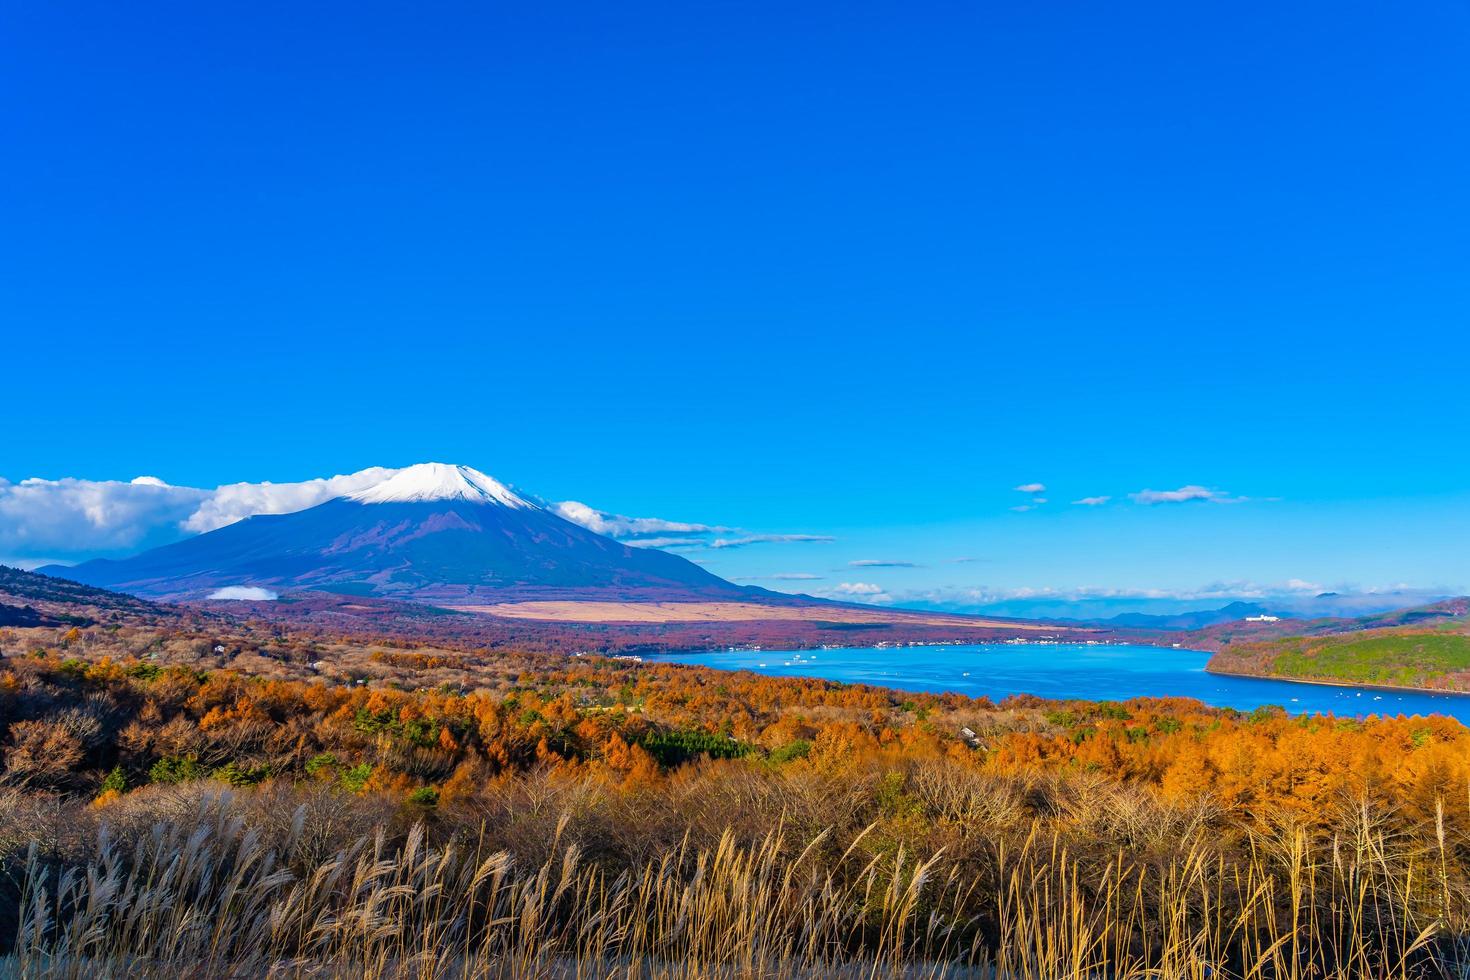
[[4, 787, 1466, 979], [9, 805, 968, 979]]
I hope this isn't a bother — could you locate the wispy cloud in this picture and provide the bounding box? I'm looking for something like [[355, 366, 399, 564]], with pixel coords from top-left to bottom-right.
[[1072, 496, 1111, 506], [738, 572, 824, 582], [949, 557, 982, 564], [1129, 485, 1248, 505], [848, 559, 917, 568], [555, 504, 839, 553], [621, 536, 709, 550], [551, 501, 730, 539], [709, 534, 835, 550], [1011, 482, 1047, 511]]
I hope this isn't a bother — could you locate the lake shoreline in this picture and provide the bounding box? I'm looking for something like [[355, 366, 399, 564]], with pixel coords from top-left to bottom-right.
[[649, 642, 1470, 724]]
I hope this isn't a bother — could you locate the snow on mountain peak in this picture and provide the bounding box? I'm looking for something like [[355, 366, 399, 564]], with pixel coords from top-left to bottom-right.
[[346, 463, 534, 507]]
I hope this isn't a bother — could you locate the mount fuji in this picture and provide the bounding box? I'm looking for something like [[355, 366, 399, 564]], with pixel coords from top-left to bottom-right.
[[44, 463, 754, 603]]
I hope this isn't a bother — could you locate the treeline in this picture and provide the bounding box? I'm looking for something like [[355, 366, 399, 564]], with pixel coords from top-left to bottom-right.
[[4, 627, 1470, 827]]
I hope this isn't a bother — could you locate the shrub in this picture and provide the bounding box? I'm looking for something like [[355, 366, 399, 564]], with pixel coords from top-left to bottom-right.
[[101, 766, 128, 793], [149, 755, 206, 784], [639, 729, 751, 767], [340, 763, 373, 793], [213, 761, 270, 787], [768, 739, 813, 764], [126, 662, 162, 681]]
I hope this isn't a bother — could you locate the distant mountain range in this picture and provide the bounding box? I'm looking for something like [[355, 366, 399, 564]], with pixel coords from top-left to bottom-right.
[[42, 463, 756, 603], [906, 591, 1453, 624], [1092, 601, 1277, 631]]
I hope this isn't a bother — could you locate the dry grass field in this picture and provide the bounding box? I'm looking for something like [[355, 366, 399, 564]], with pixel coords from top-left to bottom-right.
[[452, 599, 1070, 630]]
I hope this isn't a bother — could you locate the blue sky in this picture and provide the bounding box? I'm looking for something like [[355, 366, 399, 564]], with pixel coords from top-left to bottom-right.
[[3, 1, 1468, 608]]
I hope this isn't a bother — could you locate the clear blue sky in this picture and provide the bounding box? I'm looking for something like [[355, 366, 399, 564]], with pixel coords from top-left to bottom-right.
[[4, 1, 1468, 604]]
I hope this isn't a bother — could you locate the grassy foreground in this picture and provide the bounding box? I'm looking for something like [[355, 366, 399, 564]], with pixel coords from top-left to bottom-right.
[[2, 774, 1465, 979]]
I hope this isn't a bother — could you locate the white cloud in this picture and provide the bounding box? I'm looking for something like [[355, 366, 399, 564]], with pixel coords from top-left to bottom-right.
[[1072, 496, 1111, 506], [0, 476, 210, 557], [709, 534, 835, 550], [551, 501, 729, 539], [835, 581, 884, 595], [1010, 504, 1037, 513], [823, 581, 893, 603], [849, 559, 917, 568], [207, 586, 279, 601], [184, 468, 397, 532], [1129, 485, 1248, 505], [1014, 482, 1046, 493], [0, 468, 409, 560]]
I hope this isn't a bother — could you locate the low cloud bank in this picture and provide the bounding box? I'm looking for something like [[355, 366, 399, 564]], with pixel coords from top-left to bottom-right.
[[0, 469, 392, 560], [207, 586, 279, 601]]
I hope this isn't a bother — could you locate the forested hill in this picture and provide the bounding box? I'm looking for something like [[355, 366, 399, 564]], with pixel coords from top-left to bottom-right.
[[1205, 599, 1470, 692], [0, 564, 184, 627]]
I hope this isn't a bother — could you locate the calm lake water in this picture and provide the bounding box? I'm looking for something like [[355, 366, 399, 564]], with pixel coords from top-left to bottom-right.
[[651, 643, 1470, 723]]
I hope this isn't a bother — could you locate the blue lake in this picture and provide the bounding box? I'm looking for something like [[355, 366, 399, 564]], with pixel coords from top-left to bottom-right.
[[651, 643, 1470, 723]]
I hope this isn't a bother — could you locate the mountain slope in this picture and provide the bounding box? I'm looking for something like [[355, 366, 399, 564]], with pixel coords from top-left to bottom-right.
[[44, 463, 750, 603], [0, 564, 186, 627]]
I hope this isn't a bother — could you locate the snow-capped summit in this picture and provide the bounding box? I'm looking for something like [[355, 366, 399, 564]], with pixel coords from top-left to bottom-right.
[[346, 463, 533, 508], [50, 461, 749, 603]]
